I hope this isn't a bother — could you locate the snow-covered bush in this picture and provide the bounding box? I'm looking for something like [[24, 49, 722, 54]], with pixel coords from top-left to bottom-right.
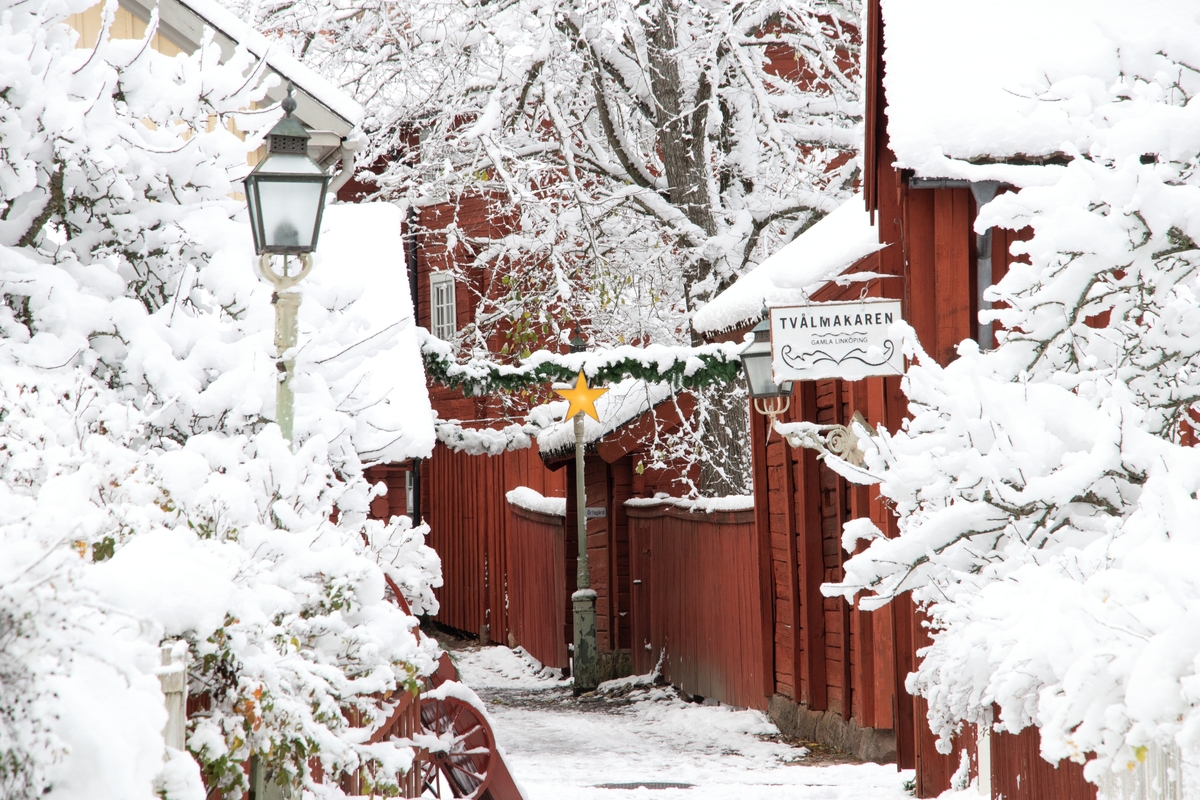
[[826, 14, 1200, 783], [0, 3, 440, 798]]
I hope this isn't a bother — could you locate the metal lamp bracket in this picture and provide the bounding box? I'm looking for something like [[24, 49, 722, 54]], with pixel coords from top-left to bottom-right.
[[258, 252, 314, 292], [753, 394, 791, 435]]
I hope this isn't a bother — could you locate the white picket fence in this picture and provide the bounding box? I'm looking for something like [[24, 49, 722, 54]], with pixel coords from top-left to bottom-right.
[[1097, 743, 1186, 800], [158, 641, 188, 754]]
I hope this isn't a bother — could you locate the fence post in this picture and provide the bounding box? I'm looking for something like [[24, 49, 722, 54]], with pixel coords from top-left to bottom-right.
[[158, 641, 188, 755], [976, 716, 991, 798]]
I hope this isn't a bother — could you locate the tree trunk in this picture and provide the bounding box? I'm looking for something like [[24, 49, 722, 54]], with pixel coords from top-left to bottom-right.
[[696, 378, 751, 496], [645, 0, 717, 296], [644, 1, 750, 496]]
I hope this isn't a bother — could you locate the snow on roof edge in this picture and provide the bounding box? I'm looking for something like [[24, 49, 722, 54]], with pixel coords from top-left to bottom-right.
[[878, 0, 1174, 174], [535, 380, 676, 460], [151, 0, 364, 129], [693, 197, 885, 336]]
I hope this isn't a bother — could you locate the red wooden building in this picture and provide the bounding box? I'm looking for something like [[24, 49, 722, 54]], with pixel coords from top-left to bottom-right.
[[685, 0, 1101, 796], [494, 385, 698, 678]]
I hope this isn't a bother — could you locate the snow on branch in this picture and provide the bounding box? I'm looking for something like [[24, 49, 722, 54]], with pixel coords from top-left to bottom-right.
[[434, 419, 538, 455]]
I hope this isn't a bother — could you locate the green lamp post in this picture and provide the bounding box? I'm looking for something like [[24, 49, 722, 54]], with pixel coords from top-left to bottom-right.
[[243, 86, 330, 447]]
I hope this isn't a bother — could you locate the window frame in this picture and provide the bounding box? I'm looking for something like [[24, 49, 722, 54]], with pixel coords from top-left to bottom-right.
[[429, 271, 457, 339]]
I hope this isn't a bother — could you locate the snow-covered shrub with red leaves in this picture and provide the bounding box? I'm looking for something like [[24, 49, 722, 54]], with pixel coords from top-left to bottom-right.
[[0, 3, 440, 798]]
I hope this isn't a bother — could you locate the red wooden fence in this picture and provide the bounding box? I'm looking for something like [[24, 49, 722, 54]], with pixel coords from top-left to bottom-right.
[[990, 726, 1095, 800], [626, 499, 766, 710], [505, 503, 568, 669], [423, 444, 565, 642]]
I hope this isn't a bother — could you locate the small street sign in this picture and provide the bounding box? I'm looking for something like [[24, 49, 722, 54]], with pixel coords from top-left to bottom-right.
[[770, 299, 905, 382], [586, 506, 607, 519]]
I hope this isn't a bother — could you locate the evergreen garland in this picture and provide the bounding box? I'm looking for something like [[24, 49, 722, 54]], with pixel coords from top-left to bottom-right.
[[419, 331, 744, 395]]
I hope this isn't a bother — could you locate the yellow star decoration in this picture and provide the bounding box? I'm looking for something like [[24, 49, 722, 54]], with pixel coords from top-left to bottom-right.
[[554, 371, 609, 422]]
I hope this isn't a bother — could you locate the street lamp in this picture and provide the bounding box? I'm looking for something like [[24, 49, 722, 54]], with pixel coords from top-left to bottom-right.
[[244, 89, 330, 256], [739, 314, 792, 427], [554, 328, 606, 693], [244, 86, 329, 447]]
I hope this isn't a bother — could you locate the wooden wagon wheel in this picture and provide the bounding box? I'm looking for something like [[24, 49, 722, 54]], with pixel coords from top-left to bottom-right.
[[418, 694, 494, 799]]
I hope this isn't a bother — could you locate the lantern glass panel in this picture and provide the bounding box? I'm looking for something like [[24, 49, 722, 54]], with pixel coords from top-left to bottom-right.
[[742, 350, 778, 398], [255, 177, 324, 251], [244, 150, 328, 255], [244, 178, 261, 253]]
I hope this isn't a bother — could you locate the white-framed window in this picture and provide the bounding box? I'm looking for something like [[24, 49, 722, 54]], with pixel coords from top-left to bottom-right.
[[429, 271, 456, 339], [405, 469, 414, 512]]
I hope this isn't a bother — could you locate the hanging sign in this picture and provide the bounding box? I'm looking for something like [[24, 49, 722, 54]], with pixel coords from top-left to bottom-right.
[[770, 299, 905, 381]]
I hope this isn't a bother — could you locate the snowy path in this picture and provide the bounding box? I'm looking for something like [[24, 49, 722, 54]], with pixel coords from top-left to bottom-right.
[[452, 646, 914, 800]]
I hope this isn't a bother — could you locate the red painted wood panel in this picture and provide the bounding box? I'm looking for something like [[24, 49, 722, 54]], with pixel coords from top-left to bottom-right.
[[990, 726, 1096, 800], [425, 444, 486, 636], [905, 185, 939, 356], [423, 443, 565, 643], [751, 410, 777, 699], [765, 428, 803, 703], [506, 504, 568, 668], [796, 381, 828, 711], [364, 464, 411, 521], [611, 457, 633, 650], [628, 502, 766, 710], [933, 188, 974, 364]]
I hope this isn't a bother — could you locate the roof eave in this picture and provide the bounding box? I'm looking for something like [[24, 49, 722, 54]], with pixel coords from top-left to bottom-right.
[[119, 0, 360, 137]]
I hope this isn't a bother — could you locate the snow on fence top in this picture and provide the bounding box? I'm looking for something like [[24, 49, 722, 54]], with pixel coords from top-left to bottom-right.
[[692, 197, 885, 336], [624, 494, 755, 513], [881, 0, 1178, 179], [506, 486, 567, 517]]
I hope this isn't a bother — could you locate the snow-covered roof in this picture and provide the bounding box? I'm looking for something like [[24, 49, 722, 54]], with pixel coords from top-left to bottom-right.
[[119, 0, 363, 135], [298, 202, 435, 463], [881, 0, 1164, 177], [195, 202, 434, 463], [692, 197, 885, 335], [536, 379, 675, 459]]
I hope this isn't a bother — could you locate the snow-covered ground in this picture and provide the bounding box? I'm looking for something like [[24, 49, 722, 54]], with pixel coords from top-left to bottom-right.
[[453, 646, 914, 800]]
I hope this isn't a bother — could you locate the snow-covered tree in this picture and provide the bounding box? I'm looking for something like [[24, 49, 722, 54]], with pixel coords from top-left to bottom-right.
[[235, 0, 862, 494], [0, 3, 440, 798], [824, 14, 1200, 784]]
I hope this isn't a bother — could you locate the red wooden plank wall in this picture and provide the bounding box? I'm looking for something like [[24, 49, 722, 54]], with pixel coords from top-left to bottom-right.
[[364, 464, 412, 520], [990, 726, 1095, 800], [626, 502, 766, 711], [610, 458, 634, 651], [505, 504, 568, 668], [563, 457, 636, 655], [423, 444, 565, 642], [765, 427, 801, 702], [756, 383, 899, 723], [424, 443, 491, 636]]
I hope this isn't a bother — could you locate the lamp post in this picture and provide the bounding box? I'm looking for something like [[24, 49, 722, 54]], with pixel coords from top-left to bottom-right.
[[738, 314, 793, 429], [554, 330, 607, 693], [243, 86, 330, 447]]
